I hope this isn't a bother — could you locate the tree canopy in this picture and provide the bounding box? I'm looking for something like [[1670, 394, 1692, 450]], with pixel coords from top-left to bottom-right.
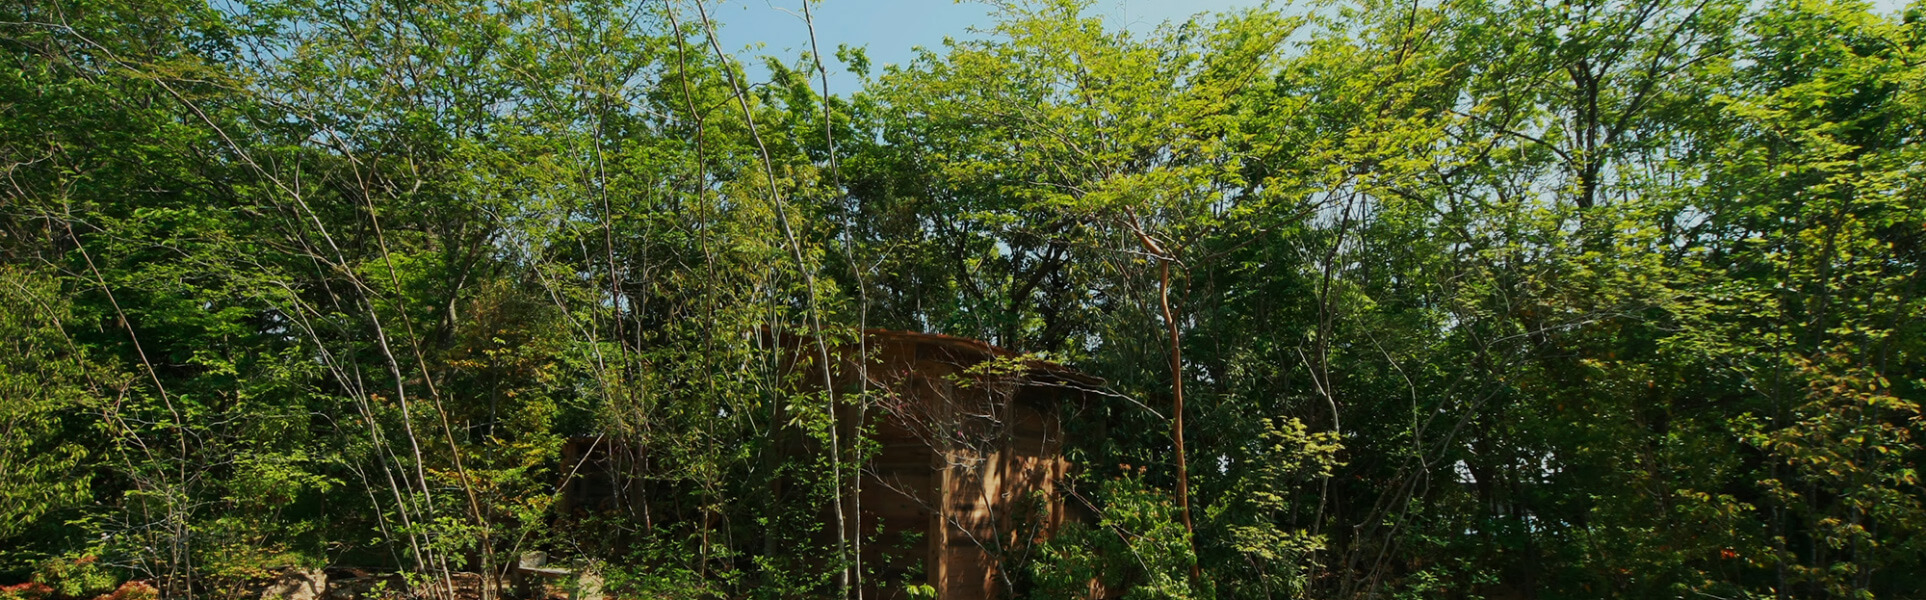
[[2, 0, 1922, 598]]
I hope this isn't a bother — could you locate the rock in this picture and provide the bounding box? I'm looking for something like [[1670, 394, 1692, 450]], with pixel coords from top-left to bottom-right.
[[570, 566, 602, 600], [321, 570, 405, 600], [511, 566, 568, 599], [516, 553, 547, 570], [260, 568, 327, 600]]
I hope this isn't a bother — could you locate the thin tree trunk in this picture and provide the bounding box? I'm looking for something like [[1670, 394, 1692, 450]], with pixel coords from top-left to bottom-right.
[[1157, 259, 1201, 582], [1126, 211, 1199, 582], [685, 2, 852, 594]]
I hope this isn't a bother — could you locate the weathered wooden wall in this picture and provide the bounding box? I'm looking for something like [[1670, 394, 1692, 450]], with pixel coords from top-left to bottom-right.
[[841, 331, 1085, 600]]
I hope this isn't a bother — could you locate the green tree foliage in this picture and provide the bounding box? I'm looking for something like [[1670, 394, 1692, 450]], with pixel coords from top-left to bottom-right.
[[0, 269, 104, 548], [1, 0, 1922, 598]]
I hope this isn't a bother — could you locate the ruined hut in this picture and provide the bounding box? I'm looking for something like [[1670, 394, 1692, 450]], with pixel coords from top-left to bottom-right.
[[559, 329, 1103, 600], [832, 329, 1101, 599]]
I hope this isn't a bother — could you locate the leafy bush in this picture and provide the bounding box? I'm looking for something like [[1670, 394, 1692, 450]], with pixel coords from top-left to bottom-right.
[[1028, 474, 1197, 600], [0, 583, 52, 600], [30, 557, 116, 600]]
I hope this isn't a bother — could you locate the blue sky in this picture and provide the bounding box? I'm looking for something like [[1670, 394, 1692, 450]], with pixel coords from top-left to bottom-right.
[[706, 0, 1917, 95], [708, 0, 1276, 95]]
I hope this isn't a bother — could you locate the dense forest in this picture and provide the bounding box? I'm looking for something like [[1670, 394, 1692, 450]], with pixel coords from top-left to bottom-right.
[[2, 0, 1923, 597]]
